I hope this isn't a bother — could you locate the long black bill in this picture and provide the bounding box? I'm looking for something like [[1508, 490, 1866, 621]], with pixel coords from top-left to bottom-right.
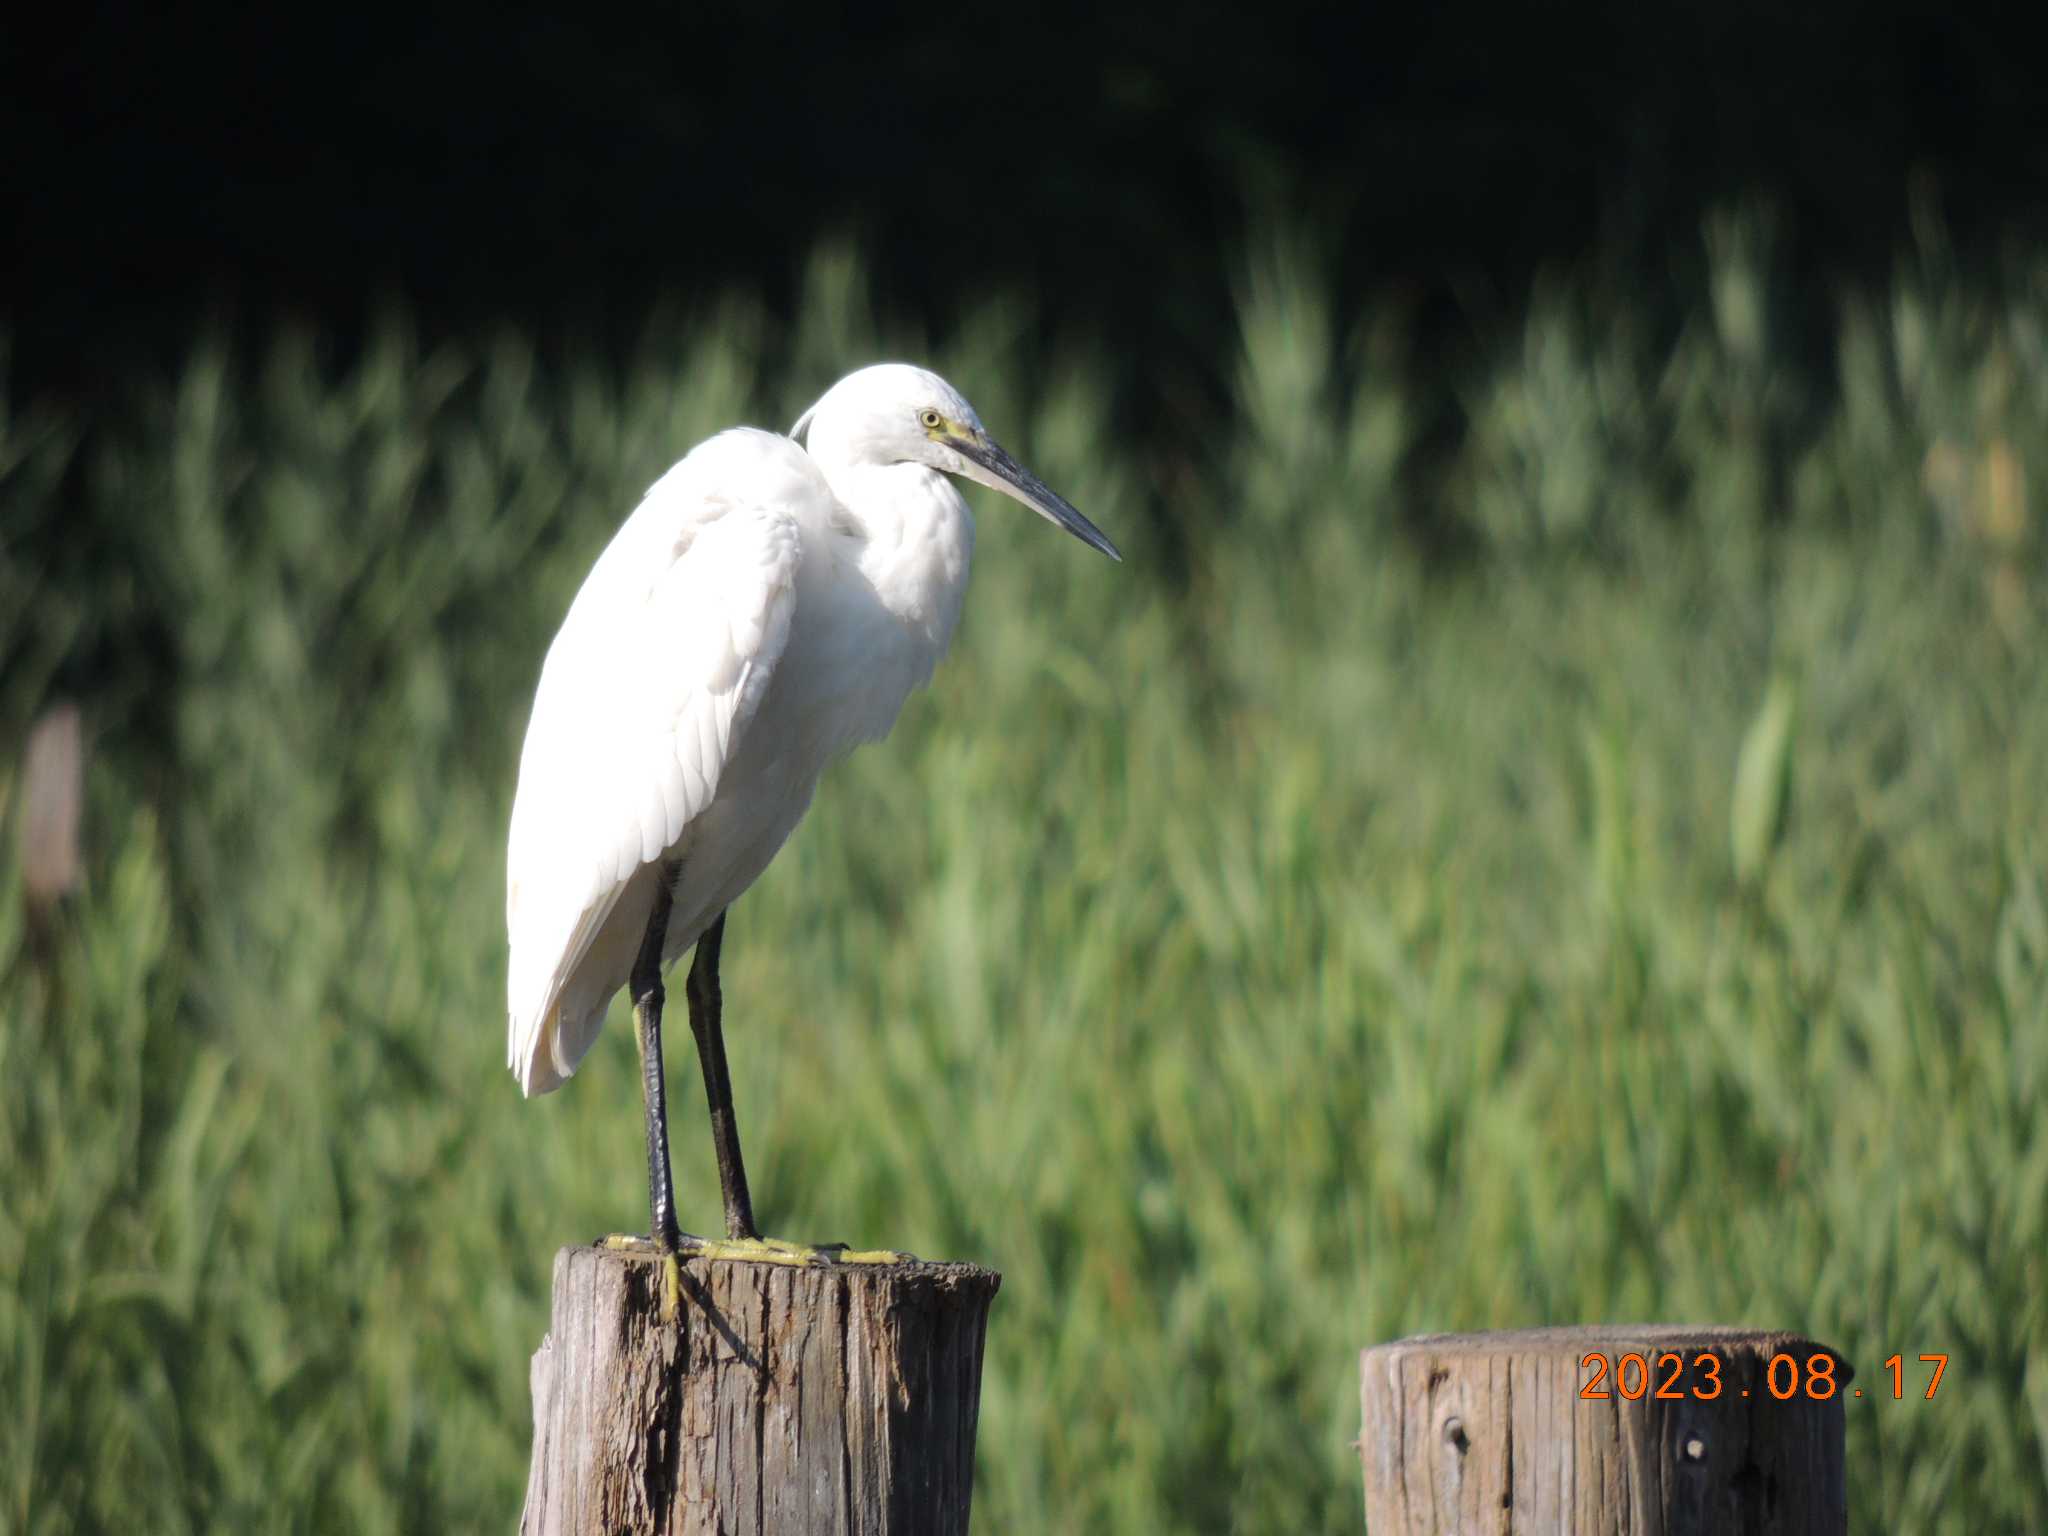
[[955, 436, 1122, 562]]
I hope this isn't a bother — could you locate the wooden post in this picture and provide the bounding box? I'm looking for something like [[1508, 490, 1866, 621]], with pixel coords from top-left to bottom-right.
[[20, 702, 83, 938], [1359, 1326, 1848, 1535], [521, 1245, 1001, 1536]]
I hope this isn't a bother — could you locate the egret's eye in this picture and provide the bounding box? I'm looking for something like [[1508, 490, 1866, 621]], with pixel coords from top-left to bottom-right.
[[918, 408, 944, 431]]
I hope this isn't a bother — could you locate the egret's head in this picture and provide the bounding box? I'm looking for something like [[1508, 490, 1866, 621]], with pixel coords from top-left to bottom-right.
[[794, 363, 1121, 561]]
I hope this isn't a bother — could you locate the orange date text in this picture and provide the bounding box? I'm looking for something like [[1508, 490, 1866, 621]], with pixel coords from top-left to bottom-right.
[[1577, 1350, 1946, 1402]]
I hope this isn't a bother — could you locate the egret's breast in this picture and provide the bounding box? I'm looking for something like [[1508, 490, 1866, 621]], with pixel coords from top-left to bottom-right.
[[654, 548, 923, 953], [657, 465, 971, 956]]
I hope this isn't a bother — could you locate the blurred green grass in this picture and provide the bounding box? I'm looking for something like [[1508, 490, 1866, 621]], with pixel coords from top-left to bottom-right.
[[3, 226, 2045, 1533]]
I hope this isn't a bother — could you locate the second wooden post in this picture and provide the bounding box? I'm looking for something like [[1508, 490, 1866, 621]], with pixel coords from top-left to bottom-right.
[[1359, 1325, 1848, 1535]]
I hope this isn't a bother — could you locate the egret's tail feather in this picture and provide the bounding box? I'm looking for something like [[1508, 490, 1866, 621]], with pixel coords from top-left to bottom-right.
[[511, 994, 609, 1098], [512, 1001, 571, 1097]]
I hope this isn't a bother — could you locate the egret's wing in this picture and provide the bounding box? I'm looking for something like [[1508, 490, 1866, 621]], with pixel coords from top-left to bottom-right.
[[506, 447, 806, 1095]]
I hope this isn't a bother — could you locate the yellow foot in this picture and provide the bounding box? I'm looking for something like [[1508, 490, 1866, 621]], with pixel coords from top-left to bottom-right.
[[815, 1243, 919, 1265], [679, 1235, 921, 1268], [598, 1234, 684, 1320], [677, 1235, 814, 1268], [599, 1231, 917, 1292]]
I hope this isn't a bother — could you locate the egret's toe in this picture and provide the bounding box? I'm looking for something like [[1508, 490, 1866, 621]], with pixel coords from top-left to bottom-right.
[[675, 1236, 920, 1268], [597, 1234, 688, 1320], [816, 1243, 918, 1265], [682, 1235, 824, 1267]]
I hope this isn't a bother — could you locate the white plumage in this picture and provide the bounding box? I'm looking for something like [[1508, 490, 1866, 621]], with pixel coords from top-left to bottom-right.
[[506, 364, 1118, 1102]]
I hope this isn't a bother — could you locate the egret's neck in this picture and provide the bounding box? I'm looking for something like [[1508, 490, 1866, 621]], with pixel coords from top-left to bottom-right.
[[832, 461, 976, 655]]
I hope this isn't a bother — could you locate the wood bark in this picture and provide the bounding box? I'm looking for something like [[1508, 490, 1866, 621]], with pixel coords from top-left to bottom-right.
[[521, 1245, 1001, 1536], [1359, 1325, 1848, 1535]]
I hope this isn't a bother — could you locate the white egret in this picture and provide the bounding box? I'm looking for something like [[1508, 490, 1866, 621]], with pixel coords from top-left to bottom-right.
[[506, 363, 1118, 1288]]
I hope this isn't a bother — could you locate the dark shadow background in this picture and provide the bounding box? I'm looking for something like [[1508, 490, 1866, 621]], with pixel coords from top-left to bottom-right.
[[6, 2, 2045, 421]]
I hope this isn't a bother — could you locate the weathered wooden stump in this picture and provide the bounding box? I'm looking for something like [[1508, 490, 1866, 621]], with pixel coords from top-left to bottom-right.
[[1359, 1326, 1848, 1535], [522, 1245, 1001, 1536]]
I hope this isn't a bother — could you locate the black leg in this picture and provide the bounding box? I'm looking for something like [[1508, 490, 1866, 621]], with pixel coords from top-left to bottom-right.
[[685, 910, 760, 1241], [631, 870, 683, 1254]]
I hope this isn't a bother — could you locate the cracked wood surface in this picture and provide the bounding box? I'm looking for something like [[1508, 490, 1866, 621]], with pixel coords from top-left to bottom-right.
[[521, 1245, 1001, 1535], [1359, 1326, 1848, 1535]]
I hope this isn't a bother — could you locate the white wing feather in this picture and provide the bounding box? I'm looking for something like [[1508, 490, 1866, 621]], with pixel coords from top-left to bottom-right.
[[506, 433, 807, 1096]]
